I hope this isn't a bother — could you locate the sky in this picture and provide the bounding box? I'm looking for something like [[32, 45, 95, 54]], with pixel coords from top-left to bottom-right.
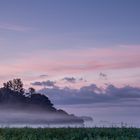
[[0, 0, 140, 124], [0, 0, 140, 88]]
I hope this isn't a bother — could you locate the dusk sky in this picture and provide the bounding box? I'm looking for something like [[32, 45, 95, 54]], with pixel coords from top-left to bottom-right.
[[0, 0, 140, 126], [0, 0, 139, 88]]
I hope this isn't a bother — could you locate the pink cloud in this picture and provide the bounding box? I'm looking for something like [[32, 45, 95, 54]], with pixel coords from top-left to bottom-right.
[[0, 45, 140, 88], [2, 45, 137, 75]]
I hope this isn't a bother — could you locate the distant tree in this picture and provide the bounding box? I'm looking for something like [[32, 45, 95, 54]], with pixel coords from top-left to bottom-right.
[[3, 78, 24, 94], [28, 87, 35, 95], [3, 80, 13, 89]]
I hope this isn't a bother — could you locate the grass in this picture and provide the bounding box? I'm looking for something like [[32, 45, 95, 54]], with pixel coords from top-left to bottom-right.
[[0, 127, 139, 140]]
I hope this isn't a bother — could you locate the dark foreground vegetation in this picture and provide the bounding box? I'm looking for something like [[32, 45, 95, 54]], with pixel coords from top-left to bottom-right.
[[0, 128, 140, 140], [0, 79, 83, 125]]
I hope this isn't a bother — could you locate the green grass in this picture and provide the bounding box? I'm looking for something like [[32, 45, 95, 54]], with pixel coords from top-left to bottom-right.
[[0, 127, 140, 140]]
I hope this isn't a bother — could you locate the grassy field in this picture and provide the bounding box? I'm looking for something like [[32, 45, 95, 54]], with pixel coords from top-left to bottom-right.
[[0, 127, 140, 140]]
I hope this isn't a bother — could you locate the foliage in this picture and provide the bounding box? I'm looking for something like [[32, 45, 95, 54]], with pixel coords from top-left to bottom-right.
[[3, 79, 24, 94], [28, 87, 35, 95], [0, 128, 139, 140], [0, 79, 54, 110]]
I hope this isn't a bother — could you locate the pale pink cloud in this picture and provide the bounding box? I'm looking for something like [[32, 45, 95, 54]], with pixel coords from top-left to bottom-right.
[[2, 45, 140, 74], [28, 46, 140, 73], [0, 45, 140, 87]]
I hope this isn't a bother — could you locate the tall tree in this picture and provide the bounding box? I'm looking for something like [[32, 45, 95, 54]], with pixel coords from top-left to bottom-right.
[[3, 79, 24, 94]]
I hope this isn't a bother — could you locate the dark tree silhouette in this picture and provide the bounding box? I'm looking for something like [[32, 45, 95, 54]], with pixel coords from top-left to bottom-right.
[[3, 78, 24, 94], [3, 80, 13, 89], [0, 78, 84, 125], [28, 87, 35, 95]]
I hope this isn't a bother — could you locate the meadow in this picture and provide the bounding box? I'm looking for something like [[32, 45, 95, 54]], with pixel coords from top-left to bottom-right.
[[0, 127, 140, 140]]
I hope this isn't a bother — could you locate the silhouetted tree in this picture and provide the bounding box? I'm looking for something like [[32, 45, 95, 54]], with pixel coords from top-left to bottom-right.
[[28, 87, 35, 95], [3, 79, 24, 94]]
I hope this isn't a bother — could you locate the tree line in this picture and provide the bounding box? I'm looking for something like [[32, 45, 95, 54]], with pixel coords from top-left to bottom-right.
[[3, 78, 35, 96]]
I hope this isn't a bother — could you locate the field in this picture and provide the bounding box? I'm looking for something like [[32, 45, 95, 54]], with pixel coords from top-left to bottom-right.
[[0, 128, 140, 140]]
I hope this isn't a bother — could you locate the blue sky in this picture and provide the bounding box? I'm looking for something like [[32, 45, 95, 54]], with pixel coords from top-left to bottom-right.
[[47, 0, 140, 45], [0, 0, 140, 52]]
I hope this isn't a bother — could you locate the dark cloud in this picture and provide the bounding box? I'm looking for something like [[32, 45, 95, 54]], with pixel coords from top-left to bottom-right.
[[62, 77, 86, 83], [62, 77, 76, 83], [79, 78, 83, 81], [79, 78, 87, 82], [99, 72, 107, 80], [39, 75, 48, 78], [31, 80, 56, 87], [39, 84, 140, 105], [106, 85, 140, 98]]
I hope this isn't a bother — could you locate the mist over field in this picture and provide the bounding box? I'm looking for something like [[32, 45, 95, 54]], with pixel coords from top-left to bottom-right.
[[0, 110, 84, 128], [58, 104, 140, 128]]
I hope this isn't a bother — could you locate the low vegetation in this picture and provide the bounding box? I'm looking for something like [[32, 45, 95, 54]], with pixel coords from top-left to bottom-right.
[[0, 128, 140, 140]]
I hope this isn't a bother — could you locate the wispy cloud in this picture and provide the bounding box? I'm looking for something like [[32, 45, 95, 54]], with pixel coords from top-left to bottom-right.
[[31, 80, 56, 87], [0, 23, 31, 32], [62, 77, 77, 83], [62, 77, 85, 84], [12, 46, 140, 74], [39, 75, 48, 78], [0, 45, 140, 87]]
